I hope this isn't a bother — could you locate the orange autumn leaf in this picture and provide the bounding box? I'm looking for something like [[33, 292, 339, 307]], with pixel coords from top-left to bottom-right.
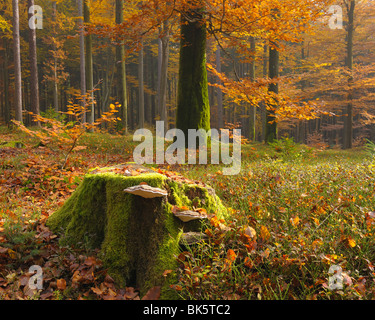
[[290, 216, 300, 227], [226, 249, 236, 262], [57, 278, 67, 291], [195, 208, 207, 215], [259, 226, 271, 241]]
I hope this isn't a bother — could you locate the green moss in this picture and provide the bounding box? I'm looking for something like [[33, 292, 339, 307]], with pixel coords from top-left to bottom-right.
[[0, 141, 24, 148], [47, 175, 107, 248], [47, 167, 227, 299]]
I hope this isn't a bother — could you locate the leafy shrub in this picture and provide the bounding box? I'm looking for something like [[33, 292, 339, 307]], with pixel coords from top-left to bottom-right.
[[13, 100, 121, 169], [269, 136, 312, 161]]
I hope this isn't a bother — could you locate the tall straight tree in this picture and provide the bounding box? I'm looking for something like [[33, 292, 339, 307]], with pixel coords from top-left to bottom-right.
[[176, 4, 210, 139], [115, 0, 128, 132], [138, 43, 144, 128], [12, 0, 22, 122], [158, 21, 169, 131], [265, 42, 279, 143], [78, 0, 86, 122], [343, 0, 355, 149], [248, 36, 256, 141], [216, 45, 223, 129], [84, 0, 94, 126], [52, 1, 58, 111], [28, 0, 40, 122]]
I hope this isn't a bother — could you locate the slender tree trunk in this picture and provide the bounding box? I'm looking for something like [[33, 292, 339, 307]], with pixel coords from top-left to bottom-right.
[[51, 1, 59, 112], [176, 6, 210, 139], [28, 0, 40, 123], [78, 0, 86, 122], [216, 46, 223, 129], [12, 0, 22, 122], [249, 36, 256, 141], [138, 43, 144, 128], [260, 43, 268, 142], [158, 22, 169, 131], [265, 42, 279, 143], [343, 0, 355, 149], [3, 39, 10, 124], [157, 27, 162, 119], [84, 0, 94, 127], [115, 0, 128, 133]]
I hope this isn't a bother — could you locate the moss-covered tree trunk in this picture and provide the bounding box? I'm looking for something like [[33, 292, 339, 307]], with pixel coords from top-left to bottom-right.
[[46, 164, 226, 299], [176, 6, 210, 138]]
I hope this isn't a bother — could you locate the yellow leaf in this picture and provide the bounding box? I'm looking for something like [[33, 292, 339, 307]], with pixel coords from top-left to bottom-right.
[[8, 249, 16, 259], [347, 237, 356, 248], [290, 216, 300, 227], [259, 226, 270, 241]]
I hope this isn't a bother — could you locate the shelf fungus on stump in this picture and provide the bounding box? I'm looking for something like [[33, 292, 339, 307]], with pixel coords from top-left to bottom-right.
[[124, 184, 168, 198], [181, 232, 208, 245], [173, 210, 208, 222]]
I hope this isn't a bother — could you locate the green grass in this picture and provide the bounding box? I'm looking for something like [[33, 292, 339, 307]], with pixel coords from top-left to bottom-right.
[[172, 144, 375, 299], [2, 125, 375, 299]]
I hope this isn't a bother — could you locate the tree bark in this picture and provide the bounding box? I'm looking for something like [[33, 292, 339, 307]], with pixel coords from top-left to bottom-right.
[[343, 0, 355, 149], [260, 43, 268, 142], [51, 1, 59, 112], [248, 36, 256, 141], [216, 46, 223, 129], [158, 22, 169, 131], [78, 0, 86, 122], [265, 42, 279, 143], [2, 39, 10, 124], [28, 0, 40, 123], [115, 0, 128, 133], [138, 43, 144, 128], [176, 7, 210, 139], [84, 0, 94, 127], [12, 0, 22, 122]]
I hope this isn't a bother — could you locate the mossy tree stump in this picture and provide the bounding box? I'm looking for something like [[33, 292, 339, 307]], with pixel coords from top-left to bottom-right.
[[46, 164, 227, 299]]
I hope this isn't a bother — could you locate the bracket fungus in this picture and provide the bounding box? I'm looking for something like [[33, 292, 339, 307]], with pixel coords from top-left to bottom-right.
[[124, 184, 168, 198], [181, 232, 208, 245], [173, 210, 208, 222]]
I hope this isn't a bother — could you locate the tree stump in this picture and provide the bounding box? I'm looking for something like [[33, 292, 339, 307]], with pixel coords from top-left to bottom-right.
[[46, 163, 227, 299]]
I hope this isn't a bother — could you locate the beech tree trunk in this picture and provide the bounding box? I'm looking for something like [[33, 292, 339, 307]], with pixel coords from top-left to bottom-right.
[[3, 39, 10, 124], [138, 43, 144, 128], [343, 0, 355, 149], [78, 0, 86, 122], [265, 42, 279, 143], [115, 0, 128, 132], [28, 0, 40, 122], [84, 0, 94, 126], [158, 22, 169, 131], [176, 7, 210, 138], [52, 1, 58, 112], [248, 36, 256, 141], [12, 0, 22, 122], [216, 46, 223, 129]]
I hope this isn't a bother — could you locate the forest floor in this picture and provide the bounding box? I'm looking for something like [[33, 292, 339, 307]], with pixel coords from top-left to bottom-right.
[[1, 126, 375, 300]]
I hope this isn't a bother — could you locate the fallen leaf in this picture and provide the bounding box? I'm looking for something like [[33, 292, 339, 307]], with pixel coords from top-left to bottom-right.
[[91, 286, 104, 295], [259, 225, 270, 241], [141, 286, 161, 300], [244, 226, 256, 238], [56, 278, 66, 290]]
